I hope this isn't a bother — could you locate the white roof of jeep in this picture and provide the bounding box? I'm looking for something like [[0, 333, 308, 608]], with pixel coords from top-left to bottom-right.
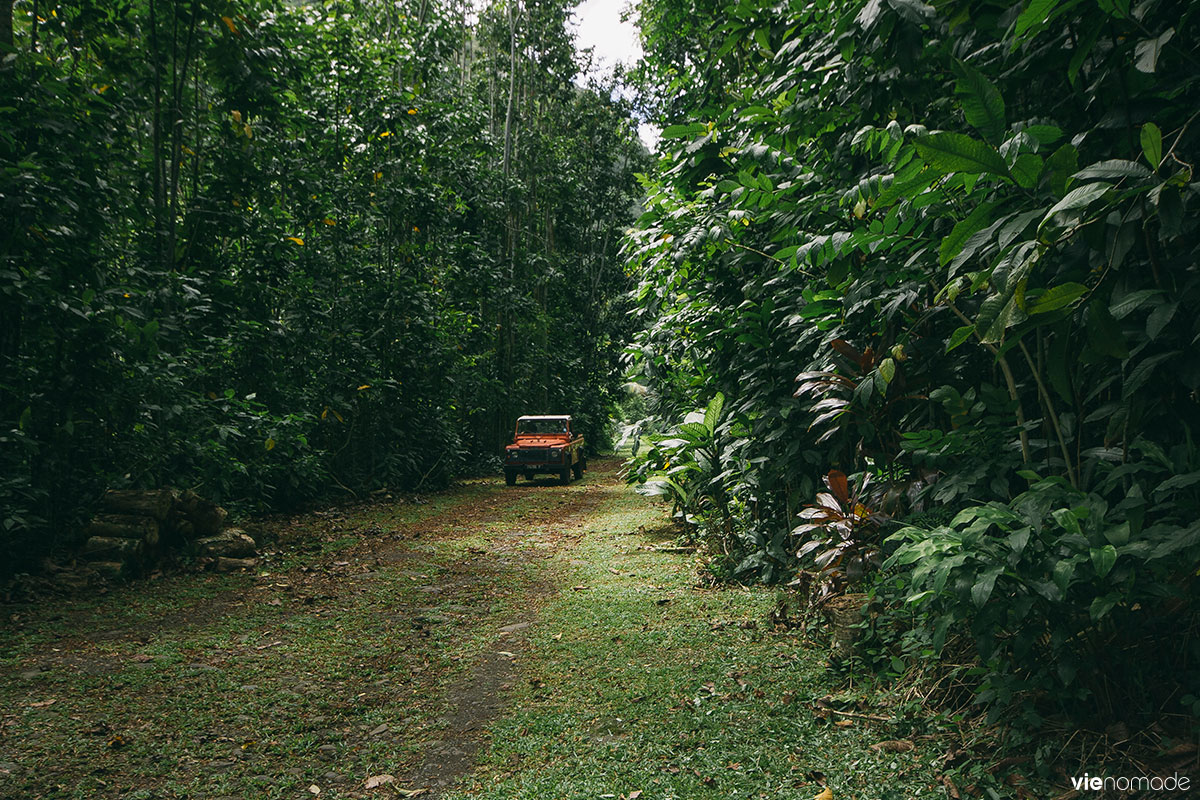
[[517, 415, 571, 420]]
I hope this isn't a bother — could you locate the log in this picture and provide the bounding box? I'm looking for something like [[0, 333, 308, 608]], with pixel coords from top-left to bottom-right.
[[82, 536, 145, 561], [177, 490, 228, 537], [102, 489, 177, 521], [215, 556, 258, 572], [86, 514, 160, 546], [89, 561, 126, 579], [195, 529, 257, 558]]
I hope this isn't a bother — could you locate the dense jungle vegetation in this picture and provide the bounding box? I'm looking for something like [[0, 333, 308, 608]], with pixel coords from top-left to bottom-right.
[[0, 0, 648, 564], [4, 0, 1199, 749], [624, 0, 1200, 728]]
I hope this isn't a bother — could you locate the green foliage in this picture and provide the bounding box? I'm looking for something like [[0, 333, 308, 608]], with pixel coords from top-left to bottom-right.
[[627, 392, 726, 522], [0, 0, 646, 569], [626, 0, 1200, 718], [884, 474, 1200, 717]]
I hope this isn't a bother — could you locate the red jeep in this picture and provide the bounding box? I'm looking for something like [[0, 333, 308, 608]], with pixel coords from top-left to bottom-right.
[[504, 415, 586, 486]]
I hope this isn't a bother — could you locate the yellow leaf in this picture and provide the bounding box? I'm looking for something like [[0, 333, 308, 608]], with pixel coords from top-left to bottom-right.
[[412, 226, 420, 232], [333, 409, 344, 423], [231, 110, 242, 123], [286, 236, 304, 246], [374, 172, 382, 181], [321, 407, 328, 420], [96, 84, 111, 94], [407, 108, 417, 115], [323, 218, 336, 226], [357, 384, 371, 391], [243, 123, 253, 138], [813, 788, 833, 800], [379, 131, 392, 138], [221, 16, 237, 34], [265, 438, 276, 451]]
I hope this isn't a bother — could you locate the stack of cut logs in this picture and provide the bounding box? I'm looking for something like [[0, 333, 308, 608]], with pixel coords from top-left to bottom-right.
[[81, 489, 259, 577]]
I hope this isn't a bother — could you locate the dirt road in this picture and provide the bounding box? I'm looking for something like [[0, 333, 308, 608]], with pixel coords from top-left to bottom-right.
[[2, 459, 953, 800]]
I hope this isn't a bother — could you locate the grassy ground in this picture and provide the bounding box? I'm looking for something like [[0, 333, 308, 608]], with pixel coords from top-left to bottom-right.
[[2, 460, 1019, 799], [443, 474, 947, 800]]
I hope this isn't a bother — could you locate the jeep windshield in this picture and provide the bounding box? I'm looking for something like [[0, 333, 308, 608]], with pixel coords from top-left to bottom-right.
[[517, 419, 568, 435]]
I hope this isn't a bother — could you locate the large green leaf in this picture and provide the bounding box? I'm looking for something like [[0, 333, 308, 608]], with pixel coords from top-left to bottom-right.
[[704, 392, 725, 432], [916, 133, 1010, 177], [1134, 28, 1174, 73], [954, 62, 1006, 143], [1039, 182, 1112, 229], [1042, 143, 1079, 196], [1141, 123, 1163, 169], [1073, 159, 1152, 181], [1090, 545, 1117, 579], [1011, 153, 1043, 189], [1013, 0, 1060, 41], [975, 293, 1021, 343], [661, 122, 709, 139], [939, 201, 1000, 267], [1026, 282, 1087, 314]]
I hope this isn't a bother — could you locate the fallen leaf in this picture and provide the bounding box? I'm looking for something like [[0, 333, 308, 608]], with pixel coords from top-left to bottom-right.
[[107, 734, 127, 748], [834, 719, 854, 727], [870, 739, 915, 753], [364, 774, 394, 789], [308, 785, 320, 796], [572, 585, 591, 591], [814, 787, 833, 800], [629, 792, 642, 800], [28, 699, 57, 708]]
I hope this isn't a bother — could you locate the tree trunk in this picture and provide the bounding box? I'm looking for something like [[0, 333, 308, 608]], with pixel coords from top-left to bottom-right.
[[501, 0, 517, 179], [1, 0, 13, 51]]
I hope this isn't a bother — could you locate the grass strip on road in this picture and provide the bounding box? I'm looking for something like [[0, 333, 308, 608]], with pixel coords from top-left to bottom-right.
[[446, 479, 947, 800]]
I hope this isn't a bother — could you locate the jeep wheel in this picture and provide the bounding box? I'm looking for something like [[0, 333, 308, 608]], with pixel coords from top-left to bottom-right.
[[572, 461, 583, 480], [504, 469, 517, 486], [559, 467, 571, 485]]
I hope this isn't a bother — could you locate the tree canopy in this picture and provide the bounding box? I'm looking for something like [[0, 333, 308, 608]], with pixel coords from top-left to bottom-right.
[[0, 0, 648, 565]]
